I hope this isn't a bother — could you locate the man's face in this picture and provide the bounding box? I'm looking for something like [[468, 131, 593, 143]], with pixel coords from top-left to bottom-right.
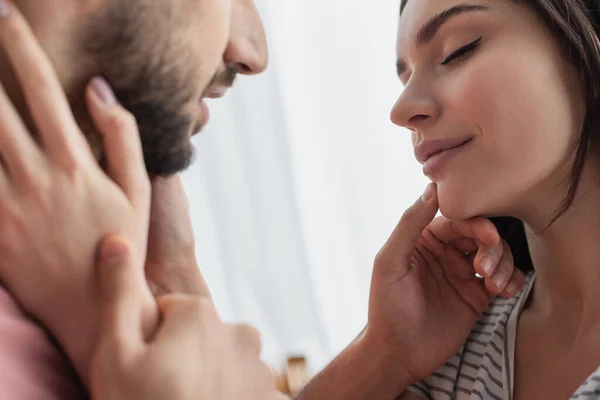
[[12, 0, 268, 176]]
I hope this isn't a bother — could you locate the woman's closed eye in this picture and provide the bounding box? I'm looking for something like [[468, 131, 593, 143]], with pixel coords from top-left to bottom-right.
[[441, 36, 483, 65]]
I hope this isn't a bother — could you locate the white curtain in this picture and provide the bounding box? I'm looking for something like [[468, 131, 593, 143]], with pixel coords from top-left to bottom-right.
[[182, 0, 429, 371]]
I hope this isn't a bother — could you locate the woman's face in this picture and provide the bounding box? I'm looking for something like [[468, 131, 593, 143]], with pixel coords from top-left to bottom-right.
[[391, 0, 585, 220]]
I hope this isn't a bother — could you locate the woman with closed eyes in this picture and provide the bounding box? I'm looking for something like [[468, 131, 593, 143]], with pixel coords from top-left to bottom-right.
[[67, 0, 600, 398], [1, 0, 597, 399], [389, 0, 600, 399]]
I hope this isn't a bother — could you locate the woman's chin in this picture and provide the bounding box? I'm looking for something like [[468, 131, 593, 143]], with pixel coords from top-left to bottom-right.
[[439, 203, 476, 221], [437, 187, 482, 221]]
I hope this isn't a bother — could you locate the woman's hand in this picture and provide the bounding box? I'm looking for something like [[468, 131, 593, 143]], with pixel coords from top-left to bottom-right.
[[363, 184, 525, 386], [0, 2, 156, 382], [91, 236, 290, 400]]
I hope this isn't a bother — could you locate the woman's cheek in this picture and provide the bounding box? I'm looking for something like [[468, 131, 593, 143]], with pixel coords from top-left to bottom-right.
[[435, 61, 521, 218]]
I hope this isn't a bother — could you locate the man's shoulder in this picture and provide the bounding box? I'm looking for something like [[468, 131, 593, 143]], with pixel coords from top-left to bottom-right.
[[0, 285, 87, 399]]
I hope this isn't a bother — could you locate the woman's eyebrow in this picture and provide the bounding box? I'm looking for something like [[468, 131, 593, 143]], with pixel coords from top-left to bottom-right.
[[396, 3, 489, 77], [416, 3, 489, 46]]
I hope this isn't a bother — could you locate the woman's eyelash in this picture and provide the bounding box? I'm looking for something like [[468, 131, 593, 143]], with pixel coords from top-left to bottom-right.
[[441, 37, 483, 65]]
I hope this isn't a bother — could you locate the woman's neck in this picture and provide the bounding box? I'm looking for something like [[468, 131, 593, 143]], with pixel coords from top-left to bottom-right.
[[521, 161, 600, 338]]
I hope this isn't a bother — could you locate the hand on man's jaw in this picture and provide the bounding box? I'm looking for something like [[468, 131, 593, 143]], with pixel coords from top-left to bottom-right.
[[0, 0, 268, 397], [0, 2, 211, 390]]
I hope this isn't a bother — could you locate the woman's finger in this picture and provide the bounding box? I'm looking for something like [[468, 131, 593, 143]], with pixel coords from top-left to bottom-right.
[[500, 267, 526, 298], [0, 79, 43, 182], [484, 239, 515, 293], [428, 217, 500, 251], [450, 238, 478, 254], [473, 238, 504, 279], [86, 77, 150, 214], [380, 183, 439, 262], [96, 235, 146, 355], [0, 2, 88, 162]]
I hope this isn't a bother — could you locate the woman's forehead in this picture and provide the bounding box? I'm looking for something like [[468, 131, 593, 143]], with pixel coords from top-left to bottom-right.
[[397, 0, 487, 49], [397, 0, 526, 52], [400, 0, 491, 28]]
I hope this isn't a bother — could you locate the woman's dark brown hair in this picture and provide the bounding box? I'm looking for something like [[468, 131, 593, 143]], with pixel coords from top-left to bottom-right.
[[400, 0, 600, 272]]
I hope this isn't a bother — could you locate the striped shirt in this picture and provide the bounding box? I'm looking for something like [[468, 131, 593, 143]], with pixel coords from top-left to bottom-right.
[[408, 273, 600, 400]]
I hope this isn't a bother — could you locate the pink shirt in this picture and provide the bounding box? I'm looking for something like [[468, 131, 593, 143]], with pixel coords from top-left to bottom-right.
[[0, 285, 87, 399]]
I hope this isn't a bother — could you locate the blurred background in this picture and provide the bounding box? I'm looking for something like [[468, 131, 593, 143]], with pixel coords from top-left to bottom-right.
[[181, 0, 428, 374]]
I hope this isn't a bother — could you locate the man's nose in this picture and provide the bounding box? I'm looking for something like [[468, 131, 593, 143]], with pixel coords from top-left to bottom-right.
[[223, 0, 269, 75]]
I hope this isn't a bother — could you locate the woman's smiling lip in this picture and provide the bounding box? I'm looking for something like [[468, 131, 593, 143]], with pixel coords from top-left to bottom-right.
[[414, 136, 474, 176]]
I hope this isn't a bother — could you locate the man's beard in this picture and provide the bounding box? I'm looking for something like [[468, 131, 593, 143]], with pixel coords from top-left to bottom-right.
[[112, 80, 196, 177], [80, 2, 197, 177]]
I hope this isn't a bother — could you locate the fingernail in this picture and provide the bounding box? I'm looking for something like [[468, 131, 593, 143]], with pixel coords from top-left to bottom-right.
[[421, 183, 435, 201], [505, 281, 519, 296], [0, 0, 10, 19], [480, 256, 495, 277], [491, 272, 508, 291], [91, 77, 116, 105], [99, 237, 129, 267]]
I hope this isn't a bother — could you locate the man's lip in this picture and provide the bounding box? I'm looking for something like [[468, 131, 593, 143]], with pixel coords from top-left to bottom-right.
[[195, 86, 230, 134], [202, 86, 229, 99], [414, 136, 473, 164]]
